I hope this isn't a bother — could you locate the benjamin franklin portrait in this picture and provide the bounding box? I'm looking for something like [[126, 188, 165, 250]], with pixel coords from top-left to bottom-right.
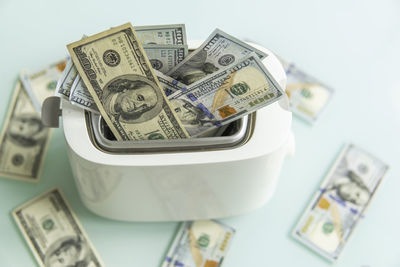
[[102, 75, 163, 124], [44, 235, 93, 267]]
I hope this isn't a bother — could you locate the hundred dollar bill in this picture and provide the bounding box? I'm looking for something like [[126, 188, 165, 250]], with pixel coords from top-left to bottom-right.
[[55, 59, 79, 100], [281, 59, 334, 124], [13, 188, 104, 267], [0, 81, 51, 182], [135, 24, 187, 45], [20, 59, 67, 112], [69, 75, 100, 113], [67, 23, 189, 141], [167, 28, 268, 85], [144, 45, 188, 74], [292, 144, 389, 262], [162, 220, 235, 267], [168, 53, 284, 137]]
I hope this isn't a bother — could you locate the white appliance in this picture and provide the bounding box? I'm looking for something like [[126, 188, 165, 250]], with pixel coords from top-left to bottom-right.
[[47, 41, 294, 222]]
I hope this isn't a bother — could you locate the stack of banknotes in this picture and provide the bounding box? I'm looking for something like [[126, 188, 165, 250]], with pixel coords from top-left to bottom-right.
[[57, 22, 285, 140], [0, 22, 389, 266]]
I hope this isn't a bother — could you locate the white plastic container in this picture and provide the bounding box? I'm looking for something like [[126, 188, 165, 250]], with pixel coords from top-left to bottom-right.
[[59, 41, 294, 221]]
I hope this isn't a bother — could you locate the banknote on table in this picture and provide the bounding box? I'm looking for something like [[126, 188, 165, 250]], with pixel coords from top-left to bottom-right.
[[55, 58, 78, 100], [144, 45, 188, 74], [292, 144, 389, 262], [67, 23, 189, 141], [281, 59, 334, 124], [13, 188, 104, 267], [0, 81, 51, 182], [20, 59, 67, 113], [69, 75, 100, 113], [135, 24, 187, 45], [162, 220, 235, 267], [167, 28, 268, 85], [67, 69, 220, 138], [168, 53, 284, 137]]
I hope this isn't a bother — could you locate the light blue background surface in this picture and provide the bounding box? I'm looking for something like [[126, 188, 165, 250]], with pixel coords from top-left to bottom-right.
[[0, 0, 399, 266]]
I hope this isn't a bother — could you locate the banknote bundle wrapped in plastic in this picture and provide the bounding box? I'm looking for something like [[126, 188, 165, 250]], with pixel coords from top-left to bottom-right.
[[55, 22, 284, 140]]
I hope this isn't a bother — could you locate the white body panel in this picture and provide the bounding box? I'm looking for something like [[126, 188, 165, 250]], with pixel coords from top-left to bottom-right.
[[62, 41, 294, 221]]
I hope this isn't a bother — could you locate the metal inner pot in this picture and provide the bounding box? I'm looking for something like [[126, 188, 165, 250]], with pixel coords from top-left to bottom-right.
[[85, 111, 256, 154]]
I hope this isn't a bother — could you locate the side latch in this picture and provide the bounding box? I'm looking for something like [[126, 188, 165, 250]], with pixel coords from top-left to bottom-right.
[[41, 96, 62, 128]]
